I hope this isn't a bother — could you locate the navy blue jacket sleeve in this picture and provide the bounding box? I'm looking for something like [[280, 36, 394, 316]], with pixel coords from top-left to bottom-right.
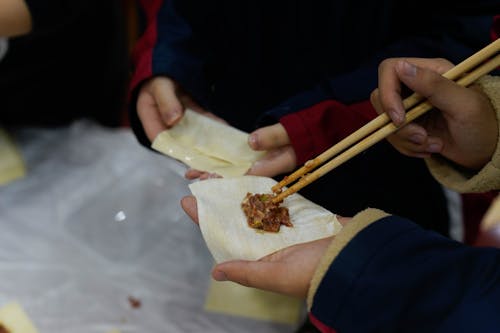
[[150, 0, 210, 106], [261, 11, 496, 123], [128, 0, 211, 146], [310, 216, 500, 333]]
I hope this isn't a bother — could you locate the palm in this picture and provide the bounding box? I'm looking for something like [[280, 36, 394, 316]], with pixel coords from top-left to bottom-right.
[[213, 237, 334, 298]]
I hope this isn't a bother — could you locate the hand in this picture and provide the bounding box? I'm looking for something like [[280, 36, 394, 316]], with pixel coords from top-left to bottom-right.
[[246, 123, 297, 177], [137, 76, 225, 141], [181, 196, 349, 298], [371, 58, 498, 170]]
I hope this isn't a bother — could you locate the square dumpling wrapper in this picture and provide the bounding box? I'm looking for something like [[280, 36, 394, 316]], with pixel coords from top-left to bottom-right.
[[152, 110, 265, 177], [189, 176, 342, 262]]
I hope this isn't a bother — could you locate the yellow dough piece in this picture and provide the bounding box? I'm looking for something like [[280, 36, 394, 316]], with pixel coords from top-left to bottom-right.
[[0, 302, 39, 333], [0, 129, 26, 185], [205, 280, 302, 325]]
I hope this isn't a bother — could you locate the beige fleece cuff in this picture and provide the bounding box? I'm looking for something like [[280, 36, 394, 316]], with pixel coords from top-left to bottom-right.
[[426, 75, 500, 193], [306, 208, 389, 310], [482, 195, 500, 231]]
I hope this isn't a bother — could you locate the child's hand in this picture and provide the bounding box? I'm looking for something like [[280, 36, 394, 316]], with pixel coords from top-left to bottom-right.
[[245, 123, 297, 177], [137, 76, 225, 141]]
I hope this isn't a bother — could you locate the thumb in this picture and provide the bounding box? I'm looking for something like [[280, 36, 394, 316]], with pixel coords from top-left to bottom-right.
[[246, 146, 296, 177], [152, 77, 184, 126], [213, 260, 288, 292], [248, 123, 290, 151]]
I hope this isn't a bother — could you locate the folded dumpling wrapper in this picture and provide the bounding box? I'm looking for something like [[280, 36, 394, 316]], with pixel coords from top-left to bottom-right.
[[152, 109, 265, 177], [189, 176, 342, 262]]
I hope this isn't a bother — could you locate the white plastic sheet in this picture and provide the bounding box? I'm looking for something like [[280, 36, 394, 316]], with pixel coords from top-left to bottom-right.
[[0, 121, 300, 333]]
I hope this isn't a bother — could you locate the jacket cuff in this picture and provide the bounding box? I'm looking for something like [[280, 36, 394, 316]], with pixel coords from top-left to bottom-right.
[[306, 208, 389, 309], [279, 112, 316, 165], [425, 75, 500, 193], [279, 100, 376, 165]]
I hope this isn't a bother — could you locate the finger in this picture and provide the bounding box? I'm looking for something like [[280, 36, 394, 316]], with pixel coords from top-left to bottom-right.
[[376, 59, 406, 125], [185, 169, 205, 180], [137, 89, 168, 141], [370, 88, 385, 115], [152, 78, 184, 126], [248, 124, 290, 151], [422, 136, 443, 154], [387, 123, 433, 157], [180, 196, 199, 224], [376, 58, 454, 126], [401, 57, 453, 74], [246, 146, 296, 177], [398, 123, 428, 145], [394, 60, 470, 114]]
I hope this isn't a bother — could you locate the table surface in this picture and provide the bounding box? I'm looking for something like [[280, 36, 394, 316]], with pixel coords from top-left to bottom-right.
[[0, 120, 299, 333]]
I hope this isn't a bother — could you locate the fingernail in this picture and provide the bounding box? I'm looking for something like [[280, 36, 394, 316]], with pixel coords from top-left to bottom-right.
[[388, 108, 404, 125], [213, 270, 227, 281], [398, 61, 417, 77], [165, 109, 181, 124], [248, 133, 258, 149], [410, 133, 425, 144]]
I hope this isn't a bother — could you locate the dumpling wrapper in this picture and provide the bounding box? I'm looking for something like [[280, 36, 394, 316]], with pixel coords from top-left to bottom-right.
[[152, 109, 265, 178], [189, 176, 342, 262]]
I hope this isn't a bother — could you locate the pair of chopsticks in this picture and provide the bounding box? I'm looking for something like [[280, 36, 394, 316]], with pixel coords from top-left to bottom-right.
[[271, 38, 500, 203]]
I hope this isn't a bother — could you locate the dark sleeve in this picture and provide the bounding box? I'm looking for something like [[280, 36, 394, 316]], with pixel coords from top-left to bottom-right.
[[261, 10, 496, 122], [23, 1, 94, 34], [128, 0, 210, 147], [310, 216, 500, 333]]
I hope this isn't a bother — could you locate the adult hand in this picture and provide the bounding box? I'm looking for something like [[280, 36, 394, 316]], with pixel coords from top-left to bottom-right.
[[245, 123, 297, 177], [137, 76, 225, 141], [181, 196, 349, 298], [371, 58, 498, 170]]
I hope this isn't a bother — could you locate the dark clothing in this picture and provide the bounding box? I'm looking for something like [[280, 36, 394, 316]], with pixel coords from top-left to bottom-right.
[[0, 0, 129, 128], [131, 0, 495, 133], [310, 216, 500, 333], [129, 0, 497, 234]]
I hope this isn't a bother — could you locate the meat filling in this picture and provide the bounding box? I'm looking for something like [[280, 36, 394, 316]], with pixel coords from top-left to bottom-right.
[[241, 193, 292, 232]]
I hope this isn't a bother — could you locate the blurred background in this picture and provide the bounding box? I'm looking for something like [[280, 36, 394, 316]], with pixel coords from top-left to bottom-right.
[[0, 2, 304, 332]]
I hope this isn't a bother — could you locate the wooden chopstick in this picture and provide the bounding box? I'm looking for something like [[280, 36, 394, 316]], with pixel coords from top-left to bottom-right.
[[271, 40, 500, 203], [272, 38, 500, 196]]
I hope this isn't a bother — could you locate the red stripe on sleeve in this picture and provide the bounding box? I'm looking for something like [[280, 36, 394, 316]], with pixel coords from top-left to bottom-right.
[[308, 313, 338, 333], [129, 0, 165, 94], [280, 100, 377, 165], [491, 15, 499, 41]]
